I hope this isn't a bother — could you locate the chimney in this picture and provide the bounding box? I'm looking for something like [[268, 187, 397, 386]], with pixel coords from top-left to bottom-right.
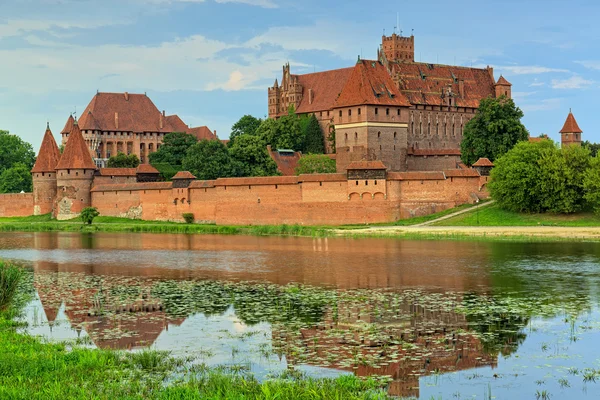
[[115, 112, 119, 129], [162, 110, 165, 117], [124, 92, 129, 101], [308, 88, 313, 105], [159, 114, 163, 130], [458, 80, 465, 98]]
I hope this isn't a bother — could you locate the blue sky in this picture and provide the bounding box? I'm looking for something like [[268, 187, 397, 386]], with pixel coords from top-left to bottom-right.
[[1, 0, 598, 151]]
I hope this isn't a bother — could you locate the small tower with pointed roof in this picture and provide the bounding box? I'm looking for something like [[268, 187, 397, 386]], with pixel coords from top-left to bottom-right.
[[495, 75, 512, 99], [560, 110, 583, 147], [54, 119, 97, 220], [31, 123, 61, 215]]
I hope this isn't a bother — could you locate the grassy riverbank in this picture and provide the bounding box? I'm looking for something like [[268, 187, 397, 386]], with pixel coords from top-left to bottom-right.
[[0, 262, 390, 400]]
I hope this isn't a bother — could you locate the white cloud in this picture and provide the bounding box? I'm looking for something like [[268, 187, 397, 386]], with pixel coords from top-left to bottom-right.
[[512, 91, 537, 101], [520, 98, 562, 112], [551, 75, 594, 89], [497, 65, 569, 75], [0, 18, 124, 39], [529, 78, 545, 87], [215, 0, 277, 8], [575, 60, 600, 71]]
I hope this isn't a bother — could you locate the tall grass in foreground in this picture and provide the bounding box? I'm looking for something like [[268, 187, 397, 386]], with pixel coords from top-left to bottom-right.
[[0, 261, 23, 311]]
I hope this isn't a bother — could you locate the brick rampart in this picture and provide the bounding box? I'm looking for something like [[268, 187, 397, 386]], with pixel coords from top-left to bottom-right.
[[0, 193, 34, 217]]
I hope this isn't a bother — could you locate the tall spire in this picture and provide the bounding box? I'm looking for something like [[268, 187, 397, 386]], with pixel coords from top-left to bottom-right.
[[31, 124, 61, 173], [559, 110, 583, 134], [55, 120, 97, 170]]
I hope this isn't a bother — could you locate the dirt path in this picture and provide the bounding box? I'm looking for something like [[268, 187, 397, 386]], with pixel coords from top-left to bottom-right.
[[414, 200, 495, 226], [335, 225, 600, 240]]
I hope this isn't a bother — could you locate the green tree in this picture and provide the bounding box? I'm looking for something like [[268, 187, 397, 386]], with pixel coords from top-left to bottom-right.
[[107, 152, 140, 168], [0, 163, 33, 193], [584, 156, 600, 214], [182, 139, 237, 180], [295, 154, 336, 175], [273, 114, 304, 151], [80, 207, 100, 225], [460, 96, 529, 166], [327, 125, 336, 153], [488, 140, 555, 213], [149, 132, 197, 166], [229, 134, 279, 177], [229, 115, 262, 145], [582, 140, 600, 157], [303, 114, 325, 154], [0, 130, 35, 175], [255, 118, 278, 147]]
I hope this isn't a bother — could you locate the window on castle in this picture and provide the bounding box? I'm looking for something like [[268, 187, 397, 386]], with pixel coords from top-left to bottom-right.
[[339, 110, 342, 117], [394, 132, 397, 139], [386, 108, 390, 115], [378, 132, 381, 139], [348, 109, 351, 116], [375, 108, 378, 115], [355, 132, 358, 140], [365, 181, 368, 186], [358, 108, 361, 115]]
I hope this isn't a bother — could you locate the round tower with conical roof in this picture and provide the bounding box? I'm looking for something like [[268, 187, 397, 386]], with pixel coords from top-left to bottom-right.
[[54, 120, 97, 220], [31, 123, 62, 215]]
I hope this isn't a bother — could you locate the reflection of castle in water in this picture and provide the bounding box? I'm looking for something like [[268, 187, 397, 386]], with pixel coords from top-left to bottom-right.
[[32, 257, 500, 398]]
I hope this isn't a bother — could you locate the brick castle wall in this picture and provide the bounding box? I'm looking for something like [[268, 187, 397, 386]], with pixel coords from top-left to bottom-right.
[[0, 193, 34, 217]]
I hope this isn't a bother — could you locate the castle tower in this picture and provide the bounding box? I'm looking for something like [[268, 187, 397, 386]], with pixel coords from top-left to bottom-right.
[[560, 110, 582, 147], [268, 78, 280, 118], [54, 120, 97, 220], [381, 33, 414, 63], [495, 75, 512, 99], [31, 123, 61, 216]]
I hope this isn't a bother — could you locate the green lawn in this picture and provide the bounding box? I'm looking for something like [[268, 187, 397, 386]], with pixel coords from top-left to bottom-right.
[[436, 204, 600, 226]]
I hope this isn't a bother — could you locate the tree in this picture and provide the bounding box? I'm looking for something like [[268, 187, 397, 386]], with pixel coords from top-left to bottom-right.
[[584, 156, 600, 214], [295, 154, 336, 175], [255, 118, 278, 147], [0, 130, 35, 175], [182, 139, 237, 180], [107, 152, 140, 168], [0, 163, 33, 193], [273, 114, 304, 151], [229, 115, 262, 145], [149, 132, 197, 166], [582, 140, 600, 157], [488, 140, 555, 213], [460, 96, 529, 166], [229, 134, 279, 177], [303, 114, 325, 154], [80, 207, 100, 225]]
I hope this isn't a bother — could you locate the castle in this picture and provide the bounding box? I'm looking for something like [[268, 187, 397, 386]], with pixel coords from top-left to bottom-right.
[[268, 33, 512, 172], [61, 92, 217, 168]]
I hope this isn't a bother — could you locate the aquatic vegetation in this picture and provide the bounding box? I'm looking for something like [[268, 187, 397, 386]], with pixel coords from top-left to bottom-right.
[[0, 261, 24, 311]]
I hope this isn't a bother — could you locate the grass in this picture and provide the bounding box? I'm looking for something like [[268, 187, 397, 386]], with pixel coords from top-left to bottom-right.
[[0, 262, 24, 311], [435, 204, 600, 227]]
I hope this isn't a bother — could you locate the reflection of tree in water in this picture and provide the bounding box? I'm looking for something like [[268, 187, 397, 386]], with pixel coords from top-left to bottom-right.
[[462, 292, 528, 357]]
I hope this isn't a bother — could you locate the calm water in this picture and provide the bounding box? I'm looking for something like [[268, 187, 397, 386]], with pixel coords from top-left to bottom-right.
[[1, 232, 600, 399]]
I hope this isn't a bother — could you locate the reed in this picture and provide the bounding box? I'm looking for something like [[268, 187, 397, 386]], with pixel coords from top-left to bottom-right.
[[0, 261, 23, 311]]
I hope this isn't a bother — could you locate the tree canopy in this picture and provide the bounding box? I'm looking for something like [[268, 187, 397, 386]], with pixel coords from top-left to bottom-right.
[[107, 152, 140, 168], [149, 132, 197, 166], [302, 115, 325, 154], [460, 96, 529, 166], [0, 130, 36, 175], [295, 154, 336, 175], [229, 134, 279, 177], [0, 163, 32, 194], [182, 140, 238, 180], [229, 115, 262, 145], [582, 141, 600, 157]]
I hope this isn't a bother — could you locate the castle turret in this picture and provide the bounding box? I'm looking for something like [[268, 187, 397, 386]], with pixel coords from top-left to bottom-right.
[[54, 120, 97, 220], [560, 110, 582, 147], [60, 114, 75, 146], [31, 123, 61, 215], [381, 33, 414, 63], [495, 75, 512, 99]]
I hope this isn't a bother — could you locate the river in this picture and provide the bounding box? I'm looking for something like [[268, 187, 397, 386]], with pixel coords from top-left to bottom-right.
[[1, 232, 600, 399]]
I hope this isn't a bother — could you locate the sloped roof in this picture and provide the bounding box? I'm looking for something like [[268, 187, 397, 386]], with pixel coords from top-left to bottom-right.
[[335, 60, 411, 108], [97, 168, 137, 176], [214, 176, 299, 186], [529, 134, 550, 143], [346, 160, 388, 170], [472, 158, 494, 167], [267, 146, 301, 176], [164, 114, 188, 132], [559, 111, 583, 133], [496, 75, 512, 86], [298, 173, 346, 182], [136, 164, 160, 174], [387, 171, 445, 180], [407, 148, 462, 156], [91, 182, 173, 192], [293, 67, 354, 114], [390, 62, 496, 108], [444, 169, 480, 177], [61, 114, 75, 134], [172, 171, 196, 180], [32, 125, 61, 173], [55, 122, 97, 170], [188, 126, 216, 141]]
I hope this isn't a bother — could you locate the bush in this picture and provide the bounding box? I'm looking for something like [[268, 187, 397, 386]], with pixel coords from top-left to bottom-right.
[[80, 207, 100, 225], [295, 154, 336, 175], [0, 261, 23, 311], [182, 213, 195, 224]]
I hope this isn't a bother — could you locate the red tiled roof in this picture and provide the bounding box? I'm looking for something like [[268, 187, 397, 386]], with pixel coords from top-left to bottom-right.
[[91, 182, 172, 192], [293, 67, 354, 114], [529, 134, 549, 143], [164, 114, 188, 132], [346, 160, 388, 170], [335, 60, 411, 108], [189, 180, 215, 189], [136, 164, 160, 174], [407, 148, 462, 156], [188, 126, 216, 141], [214, 176, 298, 186], [267, 146, 301, 176], [390, 62, 495, 108], [55, 122, 97, 170], [61, 114, 75, 134], [298, 173, 346, 182], [32, 125, 61, 173], [444, 169, 480, 177], [472, 158, 494, 167], [387, 171, 445, 180], [496, 75, 512, 86], [559, 112, 583, 133], [171, 171, 196, 180], [98, 168, 137, 176]]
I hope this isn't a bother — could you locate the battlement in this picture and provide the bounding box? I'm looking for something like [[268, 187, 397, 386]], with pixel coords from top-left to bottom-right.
[[381, 34, 414, 63]]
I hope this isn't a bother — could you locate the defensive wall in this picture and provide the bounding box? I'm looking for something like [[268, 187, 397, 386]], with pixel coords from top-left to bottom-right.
[[0, 193, 34, 217]]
